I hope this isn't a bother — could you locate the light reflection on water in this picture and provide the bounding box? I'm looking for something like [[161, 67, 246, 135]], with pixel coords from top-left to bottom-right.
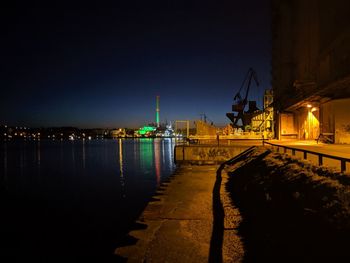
[[154, 139, 161, 185], [1, 138, 175, 187], [139, 138, 154, 176], [119, 138, 126, 198], [2, 142, 7, 186], [1, 138, 176, 197], [0, 138, 176, 259]]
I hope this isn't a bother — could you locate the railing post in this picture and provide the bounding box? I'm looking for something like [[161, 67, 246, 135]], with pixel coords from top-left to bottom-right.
[[266, 142, 349, 173], [318, 155, 323, 166], [341, 160, 346, 173]]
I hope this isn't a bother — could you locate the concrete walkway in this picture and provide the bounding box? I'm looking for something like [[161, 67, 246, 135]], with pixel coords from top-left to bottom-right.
[[115, 165, 243, 262], [266, 140, 350, 172], [269, 140, 350, 159]]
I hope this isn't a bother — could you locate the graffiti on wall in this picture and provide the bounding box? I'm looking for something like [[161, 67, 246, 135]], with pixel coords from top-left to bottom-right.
[[193, 147, 230, 160], [175, 145, 248, 163]]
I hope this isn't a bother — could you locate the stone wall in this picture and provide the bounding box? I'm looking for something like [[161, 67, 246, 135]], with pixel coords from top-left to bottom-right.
[[174, 145, 249, 164]]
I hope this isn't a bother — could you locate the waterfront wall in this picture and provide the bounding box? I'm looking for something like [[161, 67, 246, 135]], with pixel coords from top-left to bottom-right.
[[174, 145, 249, 164]]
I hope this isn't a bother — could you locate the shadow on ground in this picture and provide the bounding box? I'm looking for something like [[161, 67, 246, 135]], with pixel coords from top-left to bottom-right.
[[208, 165, 225, 263]]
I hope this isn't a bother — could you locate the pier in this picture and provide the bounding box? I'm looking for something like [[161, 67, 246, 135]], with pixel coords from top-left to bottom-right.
[[115, 164, 244, 262], [116, 143, 350, 262], [115, 145, 253, 262]]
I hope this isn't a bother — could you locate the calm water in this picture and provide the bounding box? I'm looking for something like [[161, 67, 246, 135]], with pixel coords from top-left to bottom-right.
[[0, 138, 175, 261]]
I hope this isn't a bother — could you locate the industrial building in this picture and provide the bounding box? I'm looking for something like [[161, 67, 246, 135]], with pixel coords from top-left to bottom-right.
[[135, 96, 175, 137], [272, 0, 350, 143]]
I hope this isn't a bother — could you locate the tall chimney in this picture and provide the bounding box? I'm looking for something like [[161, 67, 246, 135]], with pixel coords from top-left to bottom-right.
[[156, 95, 160, 128]]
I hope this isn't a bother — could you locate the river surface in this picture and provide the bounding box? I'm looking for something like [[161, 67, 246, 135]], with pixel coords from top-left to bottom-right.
[[0, 138, 176, 261]]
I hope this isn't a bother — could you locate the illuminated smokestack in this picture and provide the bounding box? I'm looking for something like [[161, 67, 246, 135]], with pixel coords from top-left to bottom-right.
[[156, 95, 160, 128]]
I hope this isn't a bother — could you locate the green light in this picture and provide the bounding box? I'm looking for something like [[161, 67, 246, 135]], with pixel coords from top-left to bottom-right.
[[156, 112, 160, 125], [138, 126, 156, 135], [156, 95, 160, 127], [140, 138, 154, 172]]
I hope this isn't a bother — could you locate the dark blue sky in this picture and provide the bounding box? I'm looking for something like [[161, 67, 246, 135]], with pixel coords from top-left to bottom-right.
[[1, 1, 271, 128]]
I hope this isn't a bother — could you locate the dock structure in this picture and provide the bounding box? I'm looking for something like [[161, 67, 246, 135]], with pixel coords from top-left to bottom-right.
[[174, 144, 251, 165], [115, 160, 248, 262], [115, 142, 350, 262]]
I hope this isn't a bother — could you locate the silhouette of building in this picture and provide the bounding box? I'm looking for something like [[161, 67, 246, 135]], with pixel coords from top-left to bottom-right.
[[272, 0, 350, 143]]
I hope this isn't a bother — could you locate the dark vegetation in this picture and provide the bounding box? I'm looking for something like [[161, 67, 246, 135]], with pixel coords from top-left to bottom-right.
[[227, 149, 350, 262]]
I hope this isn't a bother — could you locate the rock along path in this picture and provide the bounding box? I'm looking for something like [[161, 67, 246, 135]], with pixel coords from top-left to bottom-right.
[[115, 165, 244, 263]]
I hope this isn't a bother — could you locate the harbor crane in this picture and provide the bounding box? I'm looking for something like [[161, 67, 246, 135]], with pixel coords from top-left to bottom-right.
[[226, 68, 260, 128]]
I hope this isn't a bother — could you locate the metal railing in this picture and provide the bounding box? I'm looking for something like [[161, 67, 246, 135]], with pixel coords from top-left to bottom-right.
[[263, 141, 350, 173]]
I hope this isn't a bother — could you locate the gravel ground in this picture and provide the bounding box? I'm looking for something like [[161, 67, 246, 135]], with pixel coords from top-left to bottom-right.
[[225, 147, 350, 262]]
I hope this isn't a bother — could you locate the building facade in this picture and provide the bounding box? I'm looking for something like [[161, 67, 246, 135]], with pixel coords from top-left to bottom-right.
[[272, 0, 350, 143]]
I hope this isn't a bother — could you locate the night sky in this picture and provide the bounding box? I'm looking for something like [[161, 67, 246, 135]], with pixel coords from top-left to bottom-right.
[[1, 1, 271, 128]]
